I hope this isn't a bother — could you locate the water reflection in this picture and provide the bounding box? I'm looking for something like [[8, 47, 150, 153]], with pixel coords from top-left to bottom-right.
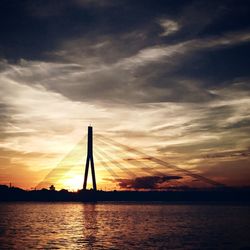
[[82, 204, 98, 249], [0, 203, 249, 249]]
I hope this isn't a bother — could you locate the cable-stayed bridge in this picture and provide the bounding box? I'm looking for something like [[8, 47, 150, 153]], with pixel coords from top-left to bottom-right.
[[36, 126, 225, 191]]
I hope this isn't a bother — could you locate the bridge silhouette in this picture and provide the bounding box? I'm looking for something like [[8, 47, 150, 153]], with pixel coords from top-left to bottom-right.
[[36, 126, 225, 191]]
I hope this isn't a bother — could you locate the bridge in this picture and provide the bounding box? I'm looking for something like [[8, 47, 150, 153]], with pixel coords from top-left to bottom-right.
[[36, 126, 225, 191]]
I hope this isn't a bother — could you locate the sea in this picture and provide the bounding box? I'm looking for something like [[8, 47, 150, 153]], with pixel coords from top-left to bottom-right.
[[0, 202, 249, 249]]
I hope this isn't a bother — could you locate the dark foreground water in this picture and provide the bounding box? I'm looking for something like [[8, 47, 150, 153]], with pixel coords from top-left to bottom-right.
[[0, 203, 249, 249]]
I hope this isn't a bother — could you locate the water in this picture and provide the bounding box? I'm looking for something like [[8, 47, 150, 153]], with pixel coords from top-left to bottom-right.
[[0, 203, 249, 249]]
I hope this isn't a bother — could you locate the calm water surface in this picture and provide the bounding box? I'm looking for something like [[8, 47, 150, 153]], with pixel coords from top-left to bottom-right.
[[0, 202, 249, 249]]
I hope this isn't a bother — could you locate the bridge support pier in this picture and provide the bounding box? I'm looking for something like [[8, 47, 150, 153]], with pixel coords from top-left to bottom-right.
[[83, 126, 97, 191]]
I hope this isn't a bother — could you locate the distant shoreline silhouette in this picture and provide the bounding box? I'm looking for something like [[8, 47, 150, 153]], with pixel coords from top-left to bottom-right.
[[0, 185, 249, 203]]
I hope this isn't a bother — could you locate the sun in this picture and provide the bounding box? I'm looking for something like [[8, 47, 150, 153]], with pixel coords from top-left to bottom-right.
[[60, 175, 83, 191]]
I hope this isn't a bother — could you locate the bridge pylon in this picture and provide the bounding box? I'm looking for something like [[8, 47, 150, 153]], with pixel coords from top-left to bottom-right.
[[83, 126, 97, 191]]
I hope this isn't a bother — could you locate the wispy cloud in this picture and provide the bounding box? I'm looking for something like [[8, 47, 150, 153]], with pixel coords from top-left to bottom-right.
[[117, 30, 250, 70], [158, 19, 180, 37]]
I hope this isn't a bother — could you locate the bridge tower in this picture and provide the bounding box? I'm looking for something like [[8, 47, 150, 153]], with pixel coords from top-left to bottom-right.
[[83, 126, 97, 191]]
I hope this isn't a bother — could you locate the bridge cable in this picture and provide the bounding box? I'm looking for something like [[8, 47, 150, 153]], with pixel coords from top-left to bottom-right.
[[36, 137, 86, 189], [94, 145, 137, 178], [95, 137, 184, 187], [94, 150, 120, 181], [96, 134, 225, 187], [95, 137, 167, 176]]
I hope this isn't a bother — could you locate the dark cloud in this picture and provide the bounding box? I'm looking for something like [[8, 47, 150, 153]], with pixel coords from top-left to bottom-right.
[[5, 29, 250, 104], [202, 149, 250, 159], [0, 0, 249, 105], [1, 0, 249, 62], [117, 175, 182, 190]]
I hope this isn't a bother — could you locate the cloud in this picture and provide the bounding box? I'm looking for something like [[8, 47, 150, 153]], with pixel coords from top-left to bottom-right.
[[117, 175, 182, 190], [158, 19, 180, 36], [118, 30, 250, 70], [3, 29, 249, 106], [1, 60, 249, 163], [202, 149, 250, 159]]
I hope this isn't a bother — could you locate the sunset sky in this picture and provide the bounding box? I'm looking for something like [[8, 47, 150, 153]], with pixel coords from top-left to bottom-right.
[[0, 0, 250, 190]]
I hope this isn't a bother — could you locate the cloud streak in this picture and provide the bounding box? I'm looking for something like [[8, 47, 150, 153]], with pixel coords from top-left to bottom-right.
[[118, 175, 182, 190]]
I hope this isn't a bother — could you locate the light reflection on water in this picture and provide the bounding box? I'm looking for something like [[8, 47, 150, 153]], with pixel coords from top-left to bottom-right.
[[0, 202, 249, 249]]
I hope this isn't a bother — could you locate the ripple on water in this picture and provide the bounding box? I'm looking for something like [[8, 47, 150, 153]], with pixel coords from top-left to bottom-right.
[[0, 203, 249, 249]]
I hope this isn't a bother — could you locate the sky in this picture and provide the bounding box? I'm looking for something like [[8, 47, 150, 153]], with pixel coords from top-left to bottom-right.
[[0, 0, 250, 191]]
